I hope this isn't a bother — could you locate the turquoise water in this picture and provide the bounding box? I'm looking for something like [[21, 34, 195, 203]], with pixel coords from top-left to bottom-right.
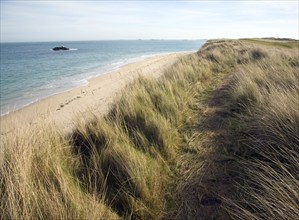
[[0, 40, 205, 115]]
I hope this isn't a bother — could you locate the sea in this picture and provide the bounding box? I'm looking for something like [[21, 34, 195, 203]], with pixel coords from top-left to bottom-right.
[[0, 40, 205, 116]]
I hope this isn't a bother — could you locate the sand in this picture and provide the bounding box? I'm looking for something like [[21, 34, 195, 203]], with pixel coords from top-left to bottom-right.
[[0, 52, 189, 136]]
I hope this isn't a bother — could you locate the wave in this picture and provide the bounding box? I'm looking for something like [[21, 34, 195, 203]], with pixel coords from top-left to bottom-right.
[[72, 79, 88, 86], [111, 60, 125, 66]]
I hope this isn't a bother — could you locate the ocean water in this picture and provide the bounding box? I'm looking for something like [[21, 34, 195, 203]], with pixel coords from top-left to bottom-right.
[[0, 40, 205, 115]]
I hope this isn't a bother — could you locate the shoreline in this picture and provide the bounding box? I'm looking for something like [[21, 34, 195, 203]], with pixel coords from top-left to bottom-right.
[[0, 51, 191, 135], [0, 50, 195, 117]]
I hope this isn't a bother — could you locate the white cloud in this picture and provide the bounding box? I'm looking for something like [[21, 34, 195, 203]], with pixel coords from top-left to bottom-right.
[[1, 1, 298, 42]]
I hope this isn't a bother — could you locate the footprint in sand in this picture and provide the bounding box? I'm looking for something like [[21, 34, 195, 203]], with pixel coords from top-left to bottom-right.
[[56, 96, 81, 111]]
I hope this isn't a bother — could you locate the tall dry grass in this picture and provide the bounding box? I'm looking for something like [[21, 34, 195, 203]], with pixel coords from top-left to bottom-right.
[[0, 48, 218, 219], [68, 51, 224, 218], [1, 38, 298, 219], [225, 40, 299, 219], [0, 125, 119, 219]]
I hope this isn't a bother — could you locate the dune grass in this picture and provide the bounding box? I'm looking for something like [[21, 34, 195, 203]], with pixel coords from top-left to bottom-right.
[[224, 40, 299, 219], [1, 39, 298, 219], [1, 51, 215, 219], [0, 125, 119, 219]]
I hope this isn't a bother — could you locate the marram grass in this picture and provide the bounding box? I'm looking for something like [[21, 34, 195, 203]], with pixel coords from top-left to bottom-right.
[[1, 38, 298, 219]]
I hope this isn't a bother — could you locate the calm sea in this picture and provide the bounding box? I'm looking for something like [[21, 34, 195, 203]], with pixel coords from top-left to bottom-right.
[[0, 40, 205, 115]]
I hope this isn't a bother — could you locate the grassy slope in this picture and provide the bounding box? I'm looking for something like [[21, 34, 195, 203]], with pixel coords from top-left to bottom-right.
[[171, 39, 299, 219], [1, 39, 298, 219], [241, 38, 299, 49]]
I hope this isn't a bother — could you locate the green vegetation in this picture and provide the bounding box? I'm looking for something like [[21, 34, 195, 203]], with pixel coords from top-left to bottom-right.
[[1, 39, 298, 219], [241, 38, 299, 49]]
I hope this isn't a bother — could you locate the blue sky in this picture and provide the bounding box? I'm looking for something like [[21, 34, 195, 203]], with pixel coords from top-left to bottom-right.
[[1, 1, 298, 42]]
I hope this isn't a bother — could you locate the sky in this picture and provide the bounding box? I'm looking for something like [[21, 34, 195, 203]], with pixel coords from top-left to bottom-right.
[[0, 0, 298, 42]]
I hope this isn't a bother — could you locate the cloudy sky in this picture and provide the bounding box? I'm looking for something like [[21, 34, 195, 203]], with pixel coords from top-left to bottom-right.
[[1, 1, 298, 42]]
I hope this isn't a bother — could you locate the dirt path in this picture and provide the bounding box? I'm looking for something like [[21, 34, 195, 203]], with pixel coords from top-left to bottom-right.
[[170, 75, 239, 219]]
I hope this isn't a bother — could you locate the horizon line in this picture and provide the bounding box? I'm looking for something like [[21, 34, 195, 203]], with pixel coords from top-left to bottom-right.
[[2, 37, 298, 44], [0, 39, 207, 44]]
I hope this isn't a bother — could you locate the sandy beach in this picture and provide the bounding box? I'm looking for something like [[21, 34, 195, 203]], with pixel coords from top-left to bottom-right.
[[0, 52, 189, 135]]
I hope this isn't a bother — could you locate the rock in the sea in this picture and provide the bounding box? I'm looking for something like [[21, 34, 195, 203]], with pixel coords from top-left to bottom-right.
[[52, 46, 69, 51]]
